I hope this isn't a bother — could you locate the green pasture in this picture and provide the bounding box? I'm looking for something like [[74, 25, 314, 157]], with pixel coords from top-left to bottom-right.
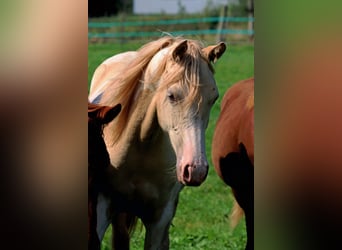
[[88, 42, 254, 249]]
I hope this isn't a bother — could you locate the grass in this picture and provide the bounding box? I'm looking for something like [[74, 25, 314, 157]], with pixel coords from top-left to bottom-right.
[[88, 41, 254, 249]]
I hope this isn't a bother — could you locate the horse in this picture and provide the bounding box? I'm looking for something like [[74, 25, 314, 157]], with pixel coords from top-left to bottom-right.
[[88, 36, 226, 249], [88, 102, 121, 250], [211, 78, 254, 250]]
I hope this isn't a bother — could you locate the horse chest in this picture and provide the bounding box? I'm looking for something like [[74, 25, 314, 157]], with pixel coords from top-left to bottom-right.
[[119, 166, 173, 195], [109, 156, 175, 208], [109, 169, 176, 221]]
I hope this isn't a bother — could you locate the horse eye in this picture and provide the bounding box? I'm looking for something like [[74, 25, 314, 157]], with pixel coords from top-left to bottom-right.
[[167, 91, 176, 103]]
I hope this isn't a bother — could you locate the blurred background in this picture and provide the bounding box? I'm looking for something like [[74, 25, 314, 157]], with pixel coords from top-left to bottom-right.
[[1, 0, 341, 249]]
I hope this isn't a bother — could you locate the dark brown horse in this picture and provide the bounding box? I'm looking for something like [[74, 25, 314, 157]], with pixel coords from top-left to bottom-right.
[[211, 78, 254, 250], [88, 102, 121, 250]]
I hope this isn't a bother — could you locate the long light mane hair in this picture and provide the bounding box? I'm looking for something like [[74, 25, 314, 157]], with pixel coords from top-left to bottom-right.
[[99, 36, 214, 144]]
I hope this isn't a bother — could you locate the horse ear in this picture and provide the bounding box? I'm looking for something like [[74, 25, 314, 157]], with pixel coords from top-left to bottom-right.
[[102, 104, 121, 125], [88, 102, 102, 120], [202, 42, 226, 63], [172, 40, 188, 62], [88, 103, 121, 125]]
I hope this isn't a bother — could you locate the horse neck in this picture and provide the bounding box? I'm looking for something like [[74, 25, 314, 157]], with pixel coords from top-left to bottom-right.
[[140, 89, 161, 137], [106, 88, 177, 175], [108, 88, 161, 148]]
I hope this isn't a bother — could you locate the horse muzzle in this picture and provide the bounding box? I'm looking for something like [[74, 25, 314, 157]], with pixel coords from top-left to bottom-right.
[[178, 162, 209, 186]]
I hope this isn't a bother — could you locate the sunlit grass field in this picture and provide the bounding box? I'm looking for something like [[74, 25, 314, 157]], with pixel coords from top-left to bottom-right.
[[88, 41, 254, 249]]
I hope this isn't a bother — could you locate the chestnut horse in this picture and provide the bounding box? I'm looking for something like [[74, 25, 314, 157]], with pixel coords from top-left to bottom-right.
[[211, 78, 254, 250], [88, 36, 226, 249], [88, 103, 121, 250]]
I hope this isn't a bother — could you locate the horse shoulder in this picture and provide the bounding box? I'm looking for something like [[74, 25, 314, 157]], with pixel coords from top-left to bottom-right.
[[237, 79, 254, 162], [212, 78, 255, 169], [238, 105, 254, 163], [213, 85, 243, 152]]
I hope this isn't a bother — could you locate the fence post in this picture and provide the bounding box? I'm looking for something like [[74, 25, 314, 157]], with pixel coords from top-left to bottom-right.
[[216, 4, 228, 43], [246, 0, 254, 41]]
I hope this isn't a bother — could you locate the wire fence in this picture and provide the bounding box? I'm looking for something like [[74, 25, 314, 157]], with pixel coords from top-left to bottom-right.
[[88, 16, 254, 43]]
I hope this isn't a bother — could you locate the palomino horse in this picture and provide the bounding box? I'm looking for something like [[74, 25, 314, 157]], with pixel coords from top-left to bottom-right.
[[211, 78, 254, 250], [88, 103, 121, 250], [88, 36, 226, 249]]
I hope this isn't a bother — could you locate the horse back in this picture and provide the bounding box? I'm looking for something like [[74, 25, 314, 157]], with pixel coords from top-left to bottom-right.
[[89, 51, 137, 101]]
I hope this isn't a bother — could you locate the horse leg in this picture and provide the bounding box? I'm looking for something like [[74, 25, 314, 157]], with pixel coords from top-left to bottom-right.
[[89, 194, 101, 250], [245, 205, 254, 250], [112, 212, 136, 250], [144, 222, 170, 250], [231, 161, 254, 250], [96, 193, 112, 243], [238, 143, 254, 250], [143, 183, 183, 250], [220, 143, 254, 250]]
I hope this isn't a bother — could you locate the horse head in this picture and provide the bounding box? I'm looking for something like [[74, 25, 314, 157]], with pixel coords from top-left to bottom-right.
[[145, 39, 226, 186]]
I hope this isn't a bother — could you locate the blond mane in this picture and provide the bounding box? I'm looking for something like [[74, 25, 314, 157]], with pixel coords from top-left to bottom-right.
[[99, 36, 213, 144]]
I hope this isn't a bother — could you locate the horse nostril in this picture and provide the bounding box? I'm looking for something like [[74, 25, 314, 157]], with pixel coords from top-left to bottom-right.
[[183, 164, 191, 181], [181, 163, 208, 186]]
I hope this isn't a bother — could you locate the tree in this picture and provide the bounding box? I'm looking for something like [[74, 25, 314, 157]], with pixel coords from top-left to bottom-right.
[[88, 0, 132, 17]]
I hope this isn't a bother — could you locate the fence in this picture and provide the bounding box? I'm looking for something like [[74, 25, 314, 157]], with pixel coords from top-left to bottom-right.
[[88, 16, 254, 42]]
